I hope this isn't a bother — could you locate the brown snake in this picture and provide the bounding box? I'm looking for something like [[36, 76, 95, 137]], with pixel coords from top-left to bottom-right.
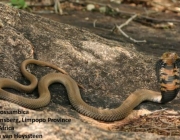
[[0, 53, 178, 121]]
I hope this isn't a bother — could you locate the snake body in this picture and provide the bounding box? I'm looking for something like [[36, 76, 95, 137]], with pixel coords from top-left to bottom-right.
[[0, 52, 179, 121]]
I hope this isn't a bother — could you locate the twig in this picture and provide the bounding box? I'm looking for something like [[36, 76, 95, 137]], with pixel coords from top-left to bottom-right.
[[54, 0, 63, 15], [93, 20, 112, 31], [93, 20, 97, 28], [113, 14, 146, 43], [118, 14, 138, 28]]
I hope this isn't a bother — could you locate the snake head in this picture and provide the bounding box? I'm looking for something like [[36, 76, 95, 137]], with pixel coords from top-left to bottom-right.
[[159, 52, 180, 103], [161, 52, 179, 65]]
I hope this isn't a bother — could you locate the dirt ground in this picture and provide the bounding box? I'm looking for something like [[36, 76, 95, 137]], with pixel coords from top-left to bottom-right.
[[36, 1, 180, 57]]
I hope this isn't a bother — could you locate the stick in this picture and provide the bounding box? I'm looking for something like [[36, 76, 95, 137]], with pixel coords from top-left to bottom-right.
[[54, 0, 63, 15], [118, 14, 138, 28], [114, 14, 146, 43]]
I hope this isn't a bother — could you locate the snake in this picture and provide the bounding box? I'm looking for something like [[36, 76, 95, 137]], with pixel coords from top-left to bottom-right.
[[0, 52, 179, 121]]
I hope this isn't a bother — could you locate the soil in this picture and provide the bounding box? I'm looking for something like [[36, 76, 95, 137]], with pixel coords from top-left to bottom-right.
[[37, 2, 180, 56]]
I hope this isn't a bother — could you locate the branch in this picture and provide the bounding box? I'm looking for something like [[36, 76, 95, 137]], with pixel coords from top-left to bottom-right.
[[113, 14, 146, 43], [54, 0, 63, 15]]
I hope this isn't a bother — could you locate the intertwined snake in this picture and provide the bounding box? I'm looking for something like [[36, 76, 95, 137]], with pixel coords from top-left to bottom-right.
[[0, 52, 179, 121]]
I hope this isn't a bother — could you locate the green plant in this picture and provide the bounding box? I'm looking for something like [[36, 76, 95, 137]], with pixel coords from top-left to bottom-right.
[[10, 0, 27, 9]]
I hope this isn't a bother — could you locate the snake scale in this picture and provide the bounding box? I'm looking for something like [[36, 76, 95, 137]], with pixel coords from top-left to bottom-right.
[[0, 52, 179, 121]]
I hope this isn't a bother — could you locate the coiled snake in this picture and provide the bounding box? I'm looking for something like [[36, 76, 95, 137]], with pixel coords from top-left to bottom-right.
[[0, 52, 179, 121]]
